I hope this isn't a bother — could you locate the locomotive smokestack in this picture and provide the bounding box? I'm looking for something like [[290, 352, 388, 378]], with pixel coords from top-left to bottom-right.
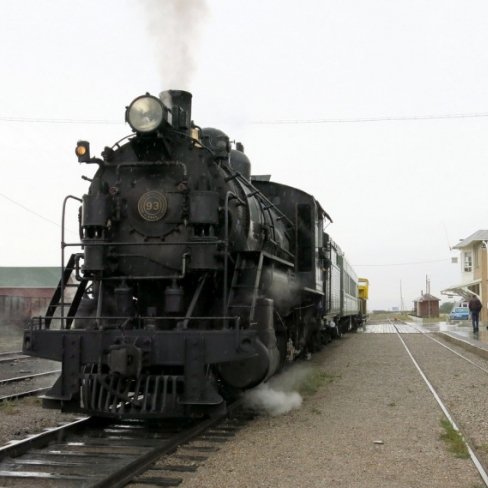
[[160, 90, 192, 132]]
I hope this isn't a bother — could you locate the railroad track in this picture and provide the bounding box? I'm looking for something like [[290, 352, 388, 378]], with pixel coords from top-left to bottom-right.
[[390, 320, 488, 486], [0, 402, 249, 487], [0, 368, 60, 404], [0, 369, 60, 387], [0, 386, 51, 403], [0, 351, 29, 363]]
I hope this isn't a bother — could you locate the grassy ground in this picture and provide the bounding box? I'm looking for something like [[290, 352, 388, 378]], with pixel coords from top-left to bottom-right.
[[439, 418, 469, 459]]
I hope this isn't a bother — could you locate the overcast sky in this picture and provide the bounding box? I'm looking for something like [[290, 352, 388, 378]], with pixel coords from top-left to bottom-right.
[[1, 0, 487, 310]]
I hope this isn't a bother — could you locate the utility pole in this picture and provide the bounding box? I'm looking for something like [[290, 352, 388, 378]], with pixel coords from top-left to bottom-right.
[[400, 280, 405, 313]]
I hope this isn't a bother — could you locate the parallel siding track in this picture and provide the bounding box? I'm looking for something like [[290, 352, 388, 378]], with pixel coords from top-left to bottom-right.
[[387, 320, 488, 486]]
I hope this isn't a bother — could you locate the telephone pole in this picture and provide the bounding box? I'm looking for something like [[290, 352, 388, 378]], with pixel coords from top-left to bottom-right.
[[400, 280, 405, 312]]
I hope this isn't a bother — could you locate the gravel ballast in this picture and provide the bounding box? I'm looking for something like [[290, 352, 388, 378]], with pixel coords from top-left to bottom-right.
[[180, 333, 483, 488], [0, 330, 486, 486], [0, 396, 79, 446]]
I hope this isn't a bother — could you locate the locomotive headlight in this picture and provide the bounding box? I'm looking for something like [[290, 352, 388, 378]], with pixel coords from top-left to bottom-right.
[[126, 95, 164, 133]]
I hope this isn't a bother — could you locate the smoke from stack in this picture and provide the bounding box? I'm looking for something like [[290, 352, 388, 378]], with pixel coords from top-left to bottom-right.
[[140, 0, 208, 90]]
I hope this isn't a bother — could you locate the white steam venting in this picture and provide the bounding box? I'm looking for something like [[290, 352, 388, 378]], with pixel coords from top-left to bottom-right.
[[243, 364, 314, 416]]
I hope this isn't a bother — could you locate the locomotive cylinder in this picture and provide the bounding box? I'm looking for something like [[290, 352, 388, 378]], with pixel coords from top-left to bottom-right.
[[218, 298, 279, 388]]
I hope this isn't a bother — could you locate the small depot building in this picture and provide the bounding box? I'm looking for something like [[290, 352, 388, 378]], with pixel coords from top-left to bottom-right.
[[413, 293, 440, 318], [0, 267, 59, 325]]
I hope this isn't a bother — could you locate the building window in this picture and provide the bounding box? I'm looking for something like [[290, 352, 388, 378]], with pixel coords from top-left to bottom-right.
[[464, 252, 473, 272]]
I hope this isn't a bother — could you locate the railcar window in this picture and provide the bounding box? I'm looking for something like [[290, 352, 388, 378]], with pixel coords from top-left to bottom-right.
[[350, 277, 357, 297]]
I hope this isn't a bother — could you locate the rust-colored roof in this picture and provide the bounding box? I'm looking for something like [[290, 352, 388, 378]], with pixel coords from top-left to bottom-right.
[[414, 293, 440, 302]]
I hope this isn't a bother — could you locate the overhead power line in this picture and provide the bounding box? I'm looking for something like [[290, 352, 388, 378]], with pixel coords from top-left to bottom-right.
[[0, 111, 488, 126], [0, 193, 78, 236], [0, 115, 121, 125], [251, 112, 488, 125], [353, 258, 450, 267], [0, 193, 60, 227]]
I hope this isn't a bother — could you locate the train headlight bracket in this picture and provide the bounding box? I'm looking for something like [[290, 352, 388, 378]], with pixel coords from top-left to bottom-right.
[[126, 94, 164, 133]]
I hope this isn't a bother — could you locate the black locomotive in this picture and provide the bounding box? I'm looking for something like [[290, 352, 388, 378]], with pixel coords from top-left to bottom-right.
[[23, 90, 367, 418]]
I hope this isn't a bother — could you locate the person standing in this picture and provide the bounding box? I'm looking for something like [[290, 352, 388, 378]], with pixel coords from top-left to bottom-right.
[[468, 295, 482, 332]]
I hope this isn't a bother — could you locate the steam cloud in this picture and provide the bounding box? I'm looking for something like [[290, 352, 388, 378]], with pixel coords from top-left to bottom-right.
[[244, 384, 302, 416], [243, 364, 314, 416], [140, 0, 208, 90]]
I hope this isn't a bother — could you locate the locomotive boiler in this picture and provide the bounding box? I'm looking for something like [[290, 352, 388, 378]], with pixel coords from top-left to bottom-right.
[[23, 90, 366, 418]]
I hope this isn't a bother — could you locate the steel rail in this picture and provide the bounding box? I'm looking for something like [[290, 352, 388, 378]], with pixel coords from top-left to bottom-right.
[[0, 400, 244, 486], [95, 400, 243, 488], [393, 323, 488, 487], [0, 387, 49, 403], [0, 350, 22, 356], [0, 417, 91, 460], [0, 369, 60, 386], [0, 354, 29, 363], [404, 322, 488, 374]]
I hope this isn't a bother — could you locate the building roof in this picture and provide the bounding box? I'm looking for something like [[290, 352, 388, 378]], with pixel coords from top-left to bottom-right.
[[453, 230, 488, 249], [0, 267, 60, 288], [414, 293, 440, 303], [441, 278, 481, 299]]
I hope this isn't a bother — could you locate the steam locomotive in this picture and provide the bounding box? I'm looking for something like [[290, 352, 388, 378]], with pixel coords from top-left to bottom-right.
[[23, 90, 367, 418]]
